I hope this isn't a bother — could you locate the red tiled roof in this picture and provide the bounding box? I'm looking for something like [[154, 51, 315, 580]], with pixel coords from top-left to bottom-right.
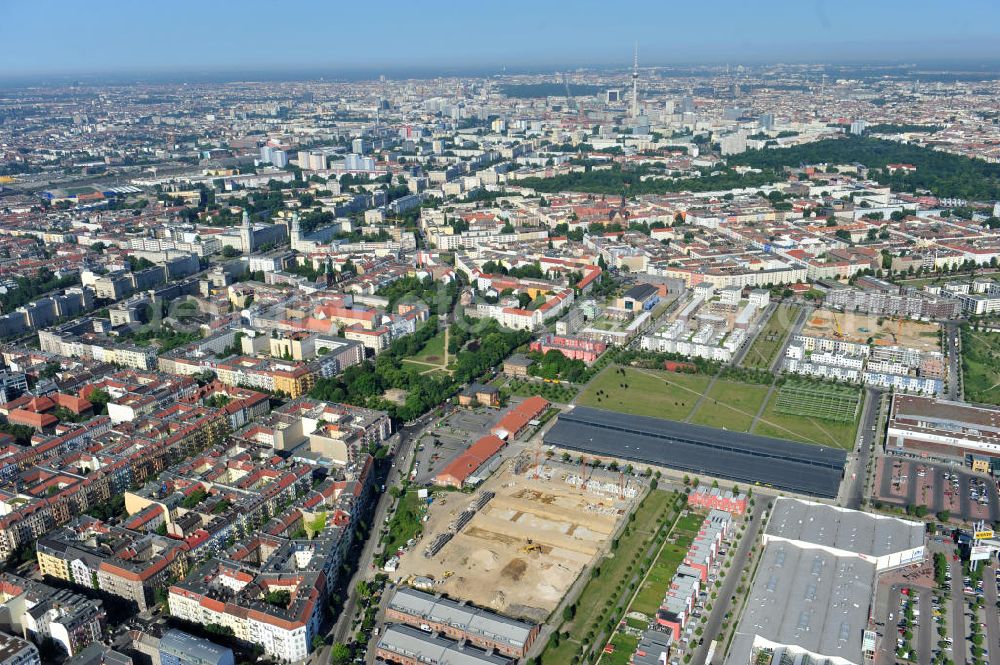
[[491, 396, 550, 439], [435, 434, 507, 486], [8, 409, 58, 428]]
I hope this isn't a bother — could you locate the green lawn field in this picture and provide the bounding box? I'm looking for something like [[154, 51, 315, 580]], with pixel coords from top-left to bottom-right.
[[751, 388, 859, 450], [404, 329, 447, 363], [576, 366, 711, 420], [689, 380, 771, 432], [961, 325, 1000, 405], [601, 633, 640, 665]]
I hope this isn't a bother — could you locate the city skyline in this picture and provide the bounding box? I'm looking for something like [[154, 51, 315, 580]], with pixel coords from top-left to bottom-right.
[[3, 5, 1000, 665], [3, 0, 1000, 81]]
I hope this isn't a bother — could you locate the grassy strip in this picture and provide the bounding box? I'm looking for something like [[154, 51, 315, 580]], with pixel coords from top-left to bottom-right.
[[378, 490, 425, 565], [741, 304, 800, 370], [539, 490, 683, 664]]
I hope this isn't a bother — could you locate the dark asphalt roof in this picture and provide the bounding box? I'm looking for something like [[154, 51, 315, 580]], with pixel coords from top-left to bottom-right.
[[624, 283, 659, 302], [543, 406, 846, 497]]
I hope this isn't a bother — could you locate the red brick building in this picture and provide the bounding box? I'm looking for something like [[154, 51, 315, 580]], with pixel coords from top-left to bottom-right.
[[686, 487, 748, 515], [529, 334, 606, 364]]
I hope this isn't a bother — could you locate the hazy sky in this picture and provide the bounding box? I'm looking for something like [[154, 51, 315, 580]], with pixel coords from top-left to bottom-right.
[[3, 0, 999, 78]]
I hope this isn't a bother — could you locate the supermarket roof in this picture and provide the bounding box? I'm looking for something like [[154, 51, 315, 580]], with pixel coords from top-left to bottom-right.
[[725, 539, 875, 665], [764, 497, 925, 558], [543, 406, 845, 497]]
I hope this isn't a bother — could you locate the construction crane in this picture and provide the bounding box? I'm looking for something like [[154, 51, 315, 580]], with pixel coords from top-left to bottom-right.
[[832, 312, 844, 338]]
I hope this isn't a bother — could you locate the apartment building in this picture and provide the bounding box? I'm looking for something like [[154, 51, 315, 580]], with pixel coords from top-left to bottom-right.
[[385, 587, 539, 659], [169, 560, 325, 662], [529, 333, 606, 364], [37, 517, 189, 611], [0, 634, 39, 665], [0, 574, 105, 657]]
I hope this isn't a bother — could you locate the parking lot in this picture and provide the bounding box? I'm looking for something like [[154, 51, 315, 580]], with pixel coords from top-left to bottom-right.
[[871, 559, 940, 665], [410, 407, 501, 484], [875, 457, 1000, 522]]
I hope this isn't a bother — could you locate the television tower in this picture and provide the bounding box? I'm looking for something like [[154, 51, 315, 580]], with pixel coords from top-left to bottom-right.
[[630, 43, 640, 119]]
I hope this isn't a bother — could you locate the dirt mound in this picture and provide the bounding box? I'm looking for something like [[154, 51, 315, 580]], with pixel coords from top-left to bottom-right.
[[468, 548, 499, 571], [501, 558, 528, 581], [489, 589, 507, 611]]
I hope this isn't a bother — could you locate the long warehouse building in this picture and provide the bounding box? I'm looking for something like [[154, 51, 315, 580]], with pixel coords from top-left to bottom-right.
[[725, 498, 925, 665], [543, 406, 846, 497]]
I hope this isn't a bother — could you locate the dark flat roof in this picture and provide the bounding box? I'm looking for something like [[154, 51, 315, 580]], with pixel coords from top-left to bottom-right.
[[624, 283, 659, 301], [543, 406, 846, 497]]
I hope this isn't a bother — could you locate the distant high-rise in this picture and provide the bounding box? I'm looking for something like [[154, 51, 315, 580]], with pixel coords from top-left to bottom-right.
[[344, 154, 375, 171], [631, 43, 640, 119], [297, 151, 326, 171], [850, 120, 867, 135], [270, 149, 288, 168], [719, 131, 748, 156], [759, 113, 775, 130], [352, 138, 371, 154], [723, 106, 744, 121], [259, 145, 286, 167]]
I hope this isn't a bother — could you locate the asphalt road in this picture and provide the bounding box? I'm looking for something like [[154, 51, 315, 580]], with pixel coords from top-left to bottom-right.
[[949, 559, 967, 665], [311, 410, 440, 664], [845, 388, 881, 509], [730, 301, 777, 366], [917, 588, 932, 665], [945, 322, 961, 401], [984, 562, 999, 661], [690, 497, 769, 665]]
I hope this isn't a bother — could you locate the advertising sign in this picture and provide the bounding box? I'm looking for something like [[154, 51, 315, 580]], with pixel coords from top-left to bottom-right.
[[970, 545, 994, 561]]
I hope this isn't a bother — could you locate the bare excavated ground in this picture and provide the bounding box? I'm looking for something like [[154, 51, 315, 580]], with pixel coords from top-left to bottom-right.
[[392, 459, 637, 622]]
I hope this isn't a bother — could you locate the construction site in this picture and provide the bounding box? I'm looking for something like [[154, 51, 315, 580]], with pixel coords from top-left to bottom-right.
[[390, 455, 642, 623], [799, 308, 941, 352]]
